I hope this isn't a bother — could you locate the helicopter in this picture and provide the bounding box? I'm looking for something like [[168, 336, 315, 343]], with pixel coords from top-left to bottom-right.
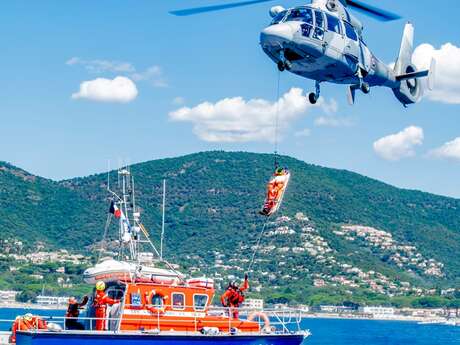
[[170, 0, 435, 106]]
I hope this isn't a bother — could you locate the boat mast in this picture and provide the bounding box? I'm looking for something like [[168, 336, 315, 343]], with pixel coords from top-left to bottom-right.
[[160, 179, 166, 260]]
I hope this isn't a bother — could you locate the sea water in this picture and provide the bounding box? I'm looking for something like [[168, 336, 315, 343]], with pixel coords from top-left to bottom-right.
[[0, 308, 458, 344]]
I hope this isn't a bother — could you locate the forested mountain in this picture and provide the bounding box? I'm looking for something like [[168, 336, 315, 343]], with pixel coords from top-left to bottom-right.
[[1, 151, 459, 304]]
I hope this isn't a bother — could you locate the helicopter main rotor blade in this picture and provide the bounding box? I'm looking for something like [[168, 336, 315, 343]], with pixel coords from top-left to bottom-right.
[[170, 0, 275, 16], [346, 0, 400, 21]]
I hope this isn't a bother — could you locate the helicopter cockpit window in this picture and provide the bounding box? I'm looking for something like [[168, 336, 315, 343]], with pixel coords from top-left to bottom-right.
[[271, 11, 287, 25], [344, 21, 357, 41], [286, 7, 313, 25], [326, 14, 341, 34]]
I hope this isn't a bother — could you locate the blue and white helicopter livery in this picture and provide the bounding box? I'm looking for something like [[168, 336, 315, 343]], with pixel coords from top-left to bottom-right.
[[171, 0, 435, 106]]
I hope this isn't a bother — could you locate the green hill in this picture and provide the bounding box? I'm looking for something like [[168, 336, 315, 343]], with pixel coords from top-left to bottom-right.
[[1, 151, 459, 305]]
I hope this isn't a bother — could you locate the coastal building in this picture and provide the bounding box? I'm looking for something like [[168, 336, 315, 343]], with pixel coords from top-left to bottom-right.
[[0, 290, 19, 303], [36, 295, 69, 305], [359, 306, 395, 318], [242, 298, 264, 310]]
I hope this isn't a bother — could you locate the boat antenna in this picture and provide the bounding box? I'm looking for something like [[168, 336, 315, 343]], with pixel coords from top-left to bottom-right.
[[107, 160, 110, 192], [160, 179, 166, 260]]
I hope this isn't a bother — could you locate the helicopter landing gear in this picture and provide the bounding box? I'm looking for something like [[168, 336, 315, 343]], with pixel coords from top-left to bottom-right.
[[361, 81, 370, 94], [308, 81, 320, 104], [357, 67, 370, 94]]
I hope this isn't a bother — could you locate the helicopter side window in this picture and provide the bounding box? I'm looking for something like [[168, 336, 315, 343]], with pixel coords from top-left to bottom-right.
[[326, 14, 341, 35], [271, 10, 287, 25], [286, 7, 313, 24], [312, 10, 324, 40], [344, 21, 357, 41], [314, 10, 324, 29]]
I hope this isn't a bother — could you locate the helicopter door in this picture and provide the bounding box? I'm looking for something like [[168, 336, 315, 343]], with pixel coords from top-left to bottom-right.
[[324, 14, 345, 64], [343, 21, 360, 73]]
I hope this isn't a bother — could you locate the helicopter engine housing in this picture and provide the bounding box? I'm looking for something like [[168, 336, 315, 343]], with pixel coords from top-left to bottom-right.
[[392, 63, 422, 105], [269, 6, 285, 18]]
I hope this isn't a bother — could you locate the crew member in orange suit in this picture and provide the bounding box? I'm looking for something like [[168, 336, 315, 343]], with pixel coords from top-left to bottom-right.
[[93, 281, 120, 331], [220, 274, 249, 319], [10, 313, 47, 343]]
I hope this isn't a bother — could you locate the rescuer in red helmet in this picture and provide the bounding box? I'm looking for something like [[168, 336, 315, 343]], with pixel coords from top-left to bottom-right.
[[220, 274, 249, 319], [93, 281, 120, 331]]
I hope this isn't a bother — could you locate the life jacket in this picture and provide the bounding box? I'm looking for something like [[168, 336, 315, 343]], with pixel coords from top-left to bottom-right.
[[229, 288, 244, 306]]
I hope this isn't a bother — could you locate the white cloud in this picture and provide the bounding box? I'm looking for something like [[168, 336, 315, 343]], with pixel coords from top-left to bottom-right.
[[429, 137, 460, 160], [66, 57, 135, 73], [413, 43, 460, 104], [373, 126, 424, 161], [169, 88, 328, 142], [132, 65, 167, 87], [173, 96, 185, 105], [314, 115, 353, 127], [294, 128, 311, 137], [67, 57, 167, 87], [71, 76, 138, 103]]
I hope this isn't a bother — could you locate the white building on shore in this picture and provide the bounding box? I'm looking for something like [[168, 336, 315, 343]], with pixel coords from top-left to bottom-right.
[[0, 290, 19, 303], [242, 298, 264, 310], [36, 295, 69, 306], [359, 306, 395, 318]]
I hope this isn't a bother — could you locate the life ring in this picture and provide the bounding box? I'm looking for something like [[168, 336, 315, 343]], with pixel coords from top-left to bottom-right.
[[247, 311, 271, 333], [145, 291, 168, 315]]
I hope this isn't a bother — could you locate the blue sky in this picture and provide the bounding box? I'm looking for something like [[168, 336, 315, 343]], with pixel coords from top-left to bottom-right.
[[1, 0, 460, 197]]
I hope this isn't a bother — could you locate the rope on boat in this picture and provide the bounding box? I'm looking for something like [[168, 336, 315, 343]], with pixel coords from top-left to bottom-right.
[[97, 213, 113, 261], [139, 223, 186, 283]]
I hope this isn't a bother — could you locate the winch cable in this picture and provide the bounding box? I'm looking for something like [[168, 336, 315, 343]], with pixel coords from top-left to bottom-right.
[[246, 70, 283, 275], [246, 216, 271, 275], [273, 70, 281, 168]]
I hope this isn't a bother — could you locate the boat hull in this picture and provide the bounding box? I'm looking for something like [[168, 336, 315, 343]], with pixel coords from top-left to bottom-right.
[[16, 331, 306, 345]]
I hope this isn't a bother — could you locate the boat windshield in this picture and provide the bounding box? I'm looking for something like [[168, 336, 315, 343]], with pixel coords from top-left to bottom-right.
[[271, 10, 287, 25]]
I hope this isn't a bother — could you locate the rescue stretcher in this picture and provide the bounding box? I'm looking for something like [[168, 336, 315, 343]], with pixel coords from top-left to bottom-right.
[[260, 167, 290, 216]]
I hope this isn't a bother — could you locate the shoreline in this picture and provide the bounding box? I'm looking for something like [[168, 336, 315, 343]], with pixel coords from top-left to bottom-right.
[[0, 303, 66, 310], [0, 304, 453, 324]]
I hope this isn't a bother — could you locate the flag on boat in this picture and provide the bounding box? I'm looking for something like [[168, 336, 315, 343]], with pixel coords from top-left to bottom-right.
[[260, 167, 290, 217], [109, 201, 122, 218]]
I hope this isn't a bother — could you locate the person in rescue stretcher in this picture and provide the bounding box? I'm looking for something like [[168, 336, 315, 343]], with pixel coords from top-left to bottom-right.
[[220, 274, 249, 319], [260, 167, 290, 216]]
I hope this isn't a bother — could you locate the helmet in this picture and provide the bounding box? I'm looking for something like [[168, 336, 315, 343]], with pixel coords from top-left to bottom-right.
[[24, 313, 33, 321], [95, 281, 106, 291], [275, 167, 284, 175]]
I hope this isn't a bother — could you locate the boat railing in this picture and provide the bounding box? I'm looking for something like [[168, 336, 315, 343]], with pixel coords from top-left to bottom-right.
[[0, 306, 307, 336]]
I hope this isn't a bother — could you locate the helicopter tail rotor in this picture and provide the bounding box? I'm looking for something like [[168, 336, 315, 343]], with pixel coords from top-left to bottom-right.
[[392, 23, 430, 106]]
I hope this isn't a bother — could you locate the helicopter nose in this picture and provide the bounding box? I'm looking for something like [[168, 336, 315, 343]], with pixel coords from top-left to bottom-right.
[[260, 24, 293, 47]]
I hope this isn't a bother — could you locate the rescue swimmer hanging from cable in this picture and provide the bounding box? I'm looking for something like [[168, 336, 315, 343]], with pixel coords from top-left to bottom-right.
[[260, 166, 290, 217]]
